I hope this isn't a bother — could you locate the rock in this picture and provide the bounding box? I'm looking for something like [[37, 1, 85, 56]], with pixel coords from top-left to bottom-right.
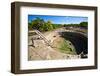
[[33, 40, 45, 47]]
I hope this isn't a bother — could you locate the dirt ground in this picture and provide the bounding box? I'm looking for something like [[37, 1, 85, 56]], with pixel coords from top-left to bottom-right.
[[28, 28, 81, 60]]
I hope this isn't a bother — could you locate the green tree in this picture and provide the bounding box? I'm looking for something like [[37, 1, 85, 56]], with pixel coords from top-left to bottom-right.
[[79, 22, 88, 27], [30, 17, 45, 31], [46, 20, 53, 31], [28, 22, 33, 30]]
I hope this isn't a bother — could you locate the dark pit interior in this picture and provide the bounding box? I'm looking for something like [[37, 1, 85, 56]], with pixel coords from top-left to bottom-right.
[[60, 32, 88, 55]]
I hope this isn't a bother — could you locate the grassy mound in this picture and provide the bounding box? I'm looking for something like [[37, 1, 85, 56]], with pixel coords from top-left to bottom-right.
[[52, 37, 76, 55]]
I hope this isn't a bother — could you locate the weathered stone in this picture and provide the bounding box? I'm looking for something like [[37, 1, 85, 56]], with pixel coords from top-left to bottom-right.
[[33, 40, 45, 47]]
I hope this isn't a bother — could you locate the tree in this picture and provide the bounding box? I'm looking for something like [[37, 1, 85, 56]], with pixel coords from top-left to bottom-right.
[[28, 22, 33, 30], [46, 20, 53, 31], [79, 22, 88, 28], [30, 17, 45, 31]]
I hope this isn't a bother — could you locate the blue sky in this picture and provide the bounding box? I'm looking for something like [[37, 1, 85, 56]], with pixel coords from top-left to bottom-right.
[[28, 15, 88, 24]]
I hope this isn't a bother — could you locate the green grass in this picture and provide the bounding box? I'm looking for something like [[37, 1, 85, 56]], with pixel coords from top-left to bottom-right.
[[58, 39, 76, 55]]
